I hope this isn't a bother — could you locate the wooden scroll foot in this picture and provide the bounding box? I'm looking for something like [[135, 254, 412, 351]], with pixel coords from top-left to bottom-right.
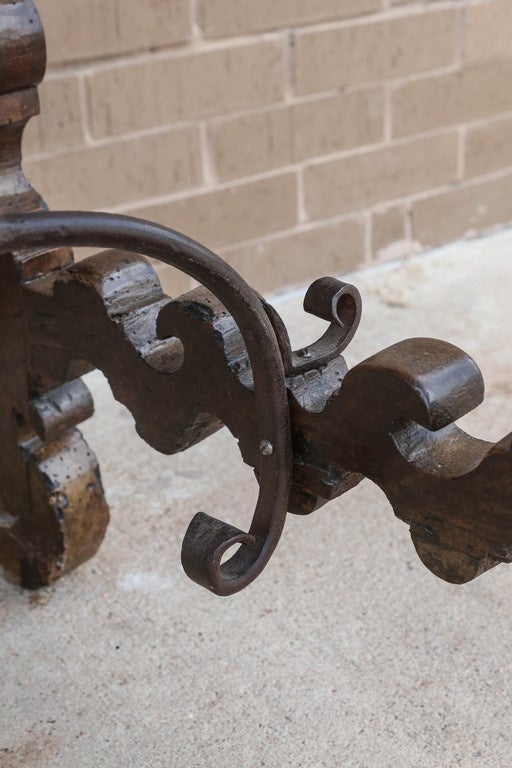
[[291, 337, 512, 585]]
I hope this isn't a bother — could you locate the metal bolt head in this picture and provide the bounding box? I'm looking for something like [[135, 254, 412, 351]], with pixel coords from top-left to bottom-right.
[[259, 439, 274, 456]]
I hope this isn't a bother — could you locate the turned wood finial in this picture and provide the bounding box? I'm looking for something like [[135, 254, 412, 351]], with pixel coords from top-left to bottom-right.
[[0, 0, 45, 89], [0, 0, 72, 276], [0, 0, 45, 211]]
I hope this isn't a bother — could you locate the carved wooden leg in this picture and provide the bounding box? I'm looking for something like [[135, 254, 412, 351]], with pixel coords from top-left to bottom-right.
[[0, 0, 109, 587]]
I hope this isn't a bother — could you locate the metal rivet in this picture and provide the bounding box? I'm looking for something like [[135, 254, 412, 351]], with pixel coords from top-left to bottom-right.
[[259, 439, 274, 456]]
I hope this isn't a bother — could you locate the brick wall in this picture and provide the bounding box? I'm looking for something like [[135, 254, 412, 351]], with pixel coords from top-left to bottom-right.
[[22, 0, 512, 295]]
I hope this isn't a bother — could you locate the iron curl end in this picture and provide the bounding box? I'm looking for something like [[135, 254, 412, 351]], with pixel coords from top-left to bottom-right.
[[181, 513, 257, 595], [261, 276, 362, 377]]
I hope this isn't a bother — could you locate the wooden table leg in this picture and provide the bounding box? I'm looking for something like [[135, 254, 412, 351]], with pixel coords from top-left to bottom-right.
[[0, 0, 109, 587]]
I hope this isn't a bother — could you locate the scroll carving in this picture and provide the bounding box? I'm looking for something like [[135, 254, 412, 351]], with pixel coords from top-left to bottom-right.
[[1, 0, 511, 596], [1, 211, 512, 594]]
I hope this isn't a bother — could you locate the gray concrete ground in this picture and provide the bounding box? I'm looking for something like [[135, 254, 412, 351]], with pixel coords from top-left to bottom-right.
[[1, 229, 512, 767]]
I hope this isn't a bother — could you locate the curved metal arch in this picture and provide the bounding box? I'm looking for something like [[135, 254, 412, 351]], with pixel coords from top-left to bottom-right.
[[0, 210, 293, 596]]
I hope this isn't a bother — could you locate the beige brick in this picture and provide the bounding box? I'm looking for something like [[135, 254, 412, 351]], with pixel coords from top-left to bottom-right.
[[213, 88, 384, 182], [294, 9, 458, 95], [22, 77, 84, 156], [304, 133, 458, 220], [24, 126, 202, 209], [219, 218, 365, 294], [465, 118, 512, 179], [38, 0, 191, 65], [371, 206, 407, 260], [412, 174, 512, 247], [393, 61, 512, 138], [87, 42, 285, 138], [133, 173, 298, 250], [198, 0, 380, 39], [465, 0, 512, 63]]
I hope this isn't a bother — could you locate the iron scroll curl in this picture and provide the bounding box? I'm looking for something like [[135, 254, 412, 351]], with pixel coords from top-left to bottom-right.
[[0, 211, 293, 596]]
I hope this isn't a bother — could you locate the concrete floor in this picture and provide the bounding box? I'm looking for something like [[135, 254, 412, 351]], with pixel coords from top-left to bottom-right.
[[1, 228, 512, 767]]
